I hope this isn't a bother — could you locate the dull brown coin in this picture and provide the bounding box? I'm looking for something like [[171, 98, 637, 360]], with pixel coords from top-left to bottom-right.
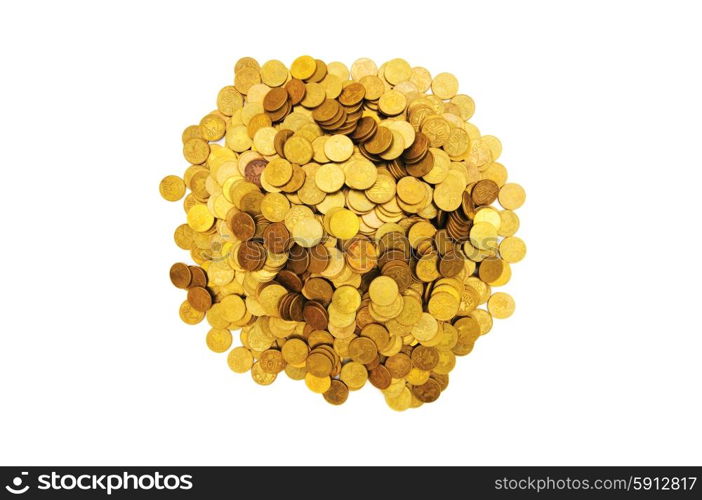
[[262, 222, 291, 253], [405, 149, 434, 177], [263, 87, 289, 112], [385, 352, 412, 378], [313, 99, 341, 123], [188, 266, 207, 288], [338, 82, 366, 106], [323, 379, 349, 405], [307, 244, 330, 273], [348, 336, 377, 364], [364, 126, 393, 154], [286, 244, 309, 274], [276, 270, 303, 292], [244, 159, 268, 187], [169, 262, 192, 289], [403, 132, 429, 163], [411, 345, 440, 371], [303, 301, 328, 330], [438, 250, 465, 277], [304, 277, 334, 305], [472, 179, 500, 205], [230, 212, 256, 241], [285, 78, 306, 105], [369, 365, 392, 389], [350, 116, 377, 141], [237, 241, 266, 271], [187, 286, 212, 312], [412, 378, 441, 403]]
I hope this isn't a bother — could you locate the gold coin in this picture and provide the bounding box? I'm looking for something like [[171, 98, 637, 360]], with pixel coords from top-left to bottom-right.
[[206, 328, 232, 353], [385, 386, 412, 411], [332, 286, 361, 314], [499, 210, 520, 237], [344, 159, 377, 190], [323, 134, 354, 162], [253, 126, 277, 156], [305, 373, 331, 393], [488, 292, 515, 319], [292, 217, 323, 247], [369, 276, 399, 306], [499, 236, 527, 263], [340, 361, 368, 389], [260, 59, 288, 87], [378, 90, 407, 116], [431, 72, 459, 99], [290, 55, 317, 80], [251, 362, 277, 385], [329, 209, 359, 240], [411, 313, 439, 342], [351, 58, 378, 80], [220, 295, 246, 322], [451, 94, 475, 120], [396, 177, 426, 204], [281, 338, 308, 365], [179, 300, 205, 325], [159, 175, 186, 201], [227, 346, 253, 373], [200, 113, 226, 141], [260, 192, 290, 222], [183, 138, 210, 165], [314, 163, 345, 193], [187, 204, 215, 232], [283, 136, 313, 164], [498, 183, 526, 210], [469, 222, 498, 251], [409, 66, 432, 92], [384, 58, 412, 85], [264, 158, 293, 187]]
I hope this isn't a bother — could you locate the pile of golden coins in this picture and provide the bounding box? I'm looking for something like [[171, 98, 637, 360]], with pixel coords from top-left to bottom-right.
[[159, 56, 526, 410]]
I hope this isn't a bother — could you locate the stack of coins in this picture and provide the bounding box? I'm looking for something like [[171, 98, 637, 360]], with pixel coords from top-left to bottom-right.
[[160, 56, 526, 411]]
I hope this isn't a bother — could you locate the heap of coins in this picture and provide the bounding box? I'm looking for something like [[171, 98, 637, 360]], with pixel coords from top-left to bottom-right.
[[159, 56, 526, 411]]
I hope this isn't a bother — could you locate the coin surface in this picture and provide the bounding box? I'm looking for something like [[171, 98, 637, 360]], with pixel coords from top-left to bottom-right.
[[162, 56, 525, 410]]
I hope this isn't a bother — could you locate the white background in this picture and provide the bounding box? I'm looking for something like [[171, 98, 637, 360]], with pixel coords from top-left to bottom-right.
[[1, 0, 700, 466]]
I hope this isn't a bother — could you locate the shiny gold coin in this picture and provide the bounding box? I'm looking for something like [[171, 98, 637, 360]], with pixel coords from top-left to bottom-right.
[[292, 217, 323, 248], [227, 346, 253, 373], [328, 209, 359, 240], [206, 328, 232, 353], [314, 163, 345, 193], [469, 222, 498, 251], [281, 338, 308, 365], [340, 361, 368, 389], [251, 362, 277, 385], [499, 236, 527, 263], [324, 134, 354, 162], [498, 183, 526, 210], [179, 300, 205, 325], [305, 373, 331, 393], [290, 55, 317, 80], [368, 276, 399, 306], [488, 292, 516, 319], [159, 175, 186, 201], [431, 72, 459, 99], [186, 204, 215, 232]]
